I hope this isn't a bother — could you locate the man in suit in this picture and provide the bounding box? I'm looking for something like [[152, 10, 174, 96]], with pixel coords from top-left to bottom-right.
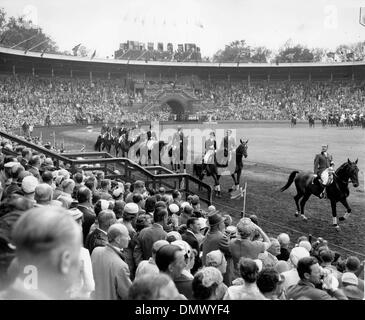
[[20, 148, 32, 170], [313, 144, 334, 198], [171, 125, 186, 173], [77, 187, 96, 244], [182, 217, 202, 273], [85, 210, 116, 254], [28, 155, 41, 181], [202, 211, 227, 265], [133, 206, 168, 266], [287, 256, 347, 300], [91, 223, 132, 300]]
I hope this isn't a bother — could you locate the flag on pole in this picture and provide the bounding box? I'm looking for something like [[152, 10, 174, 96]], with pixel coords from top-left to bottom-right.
[[72, 43, 82, 55], [360, 7, 365, 26], [91, 50, 96, 59]]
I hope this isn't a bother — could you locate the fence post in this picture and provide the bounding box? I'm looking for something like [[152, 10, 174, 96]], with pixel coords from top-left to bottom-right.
[[242, 182, 247, 215]]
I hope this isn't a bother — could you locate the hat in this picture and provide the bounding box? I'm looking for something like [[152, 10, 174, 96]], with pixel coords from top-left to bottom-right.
[[341, 272, 358, 286], [198, 217, 207, 230], [207, 211, 223, 227], [171, 240, 192, 258], [152, 240, 169, 253], [208, 205, 216, 212], [21, 176, 39, 194], [236, 219, 255, 238], [298, 240, 312, 253], [166, 231, 182, 242], [44, 158, 53, 166], [169, 203, 179, 214], [206, 250, 225, 267], [253, 259, 263, 272], [191, 195, 200, 205], [274, 260, 290, 274], [4, 161, 18, 169], [289, 247, 310, 267], [180, 201, 190, 209], [113, 187, 124, 198], [226, 225, 237, 236], [67, 208, 83, 221], [123, 202, 139, 214]]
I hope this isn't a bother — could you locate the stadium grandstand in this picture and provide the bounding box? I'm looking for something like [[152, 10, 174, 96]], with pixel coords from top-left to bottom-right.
[[0, 2, 364, 304]]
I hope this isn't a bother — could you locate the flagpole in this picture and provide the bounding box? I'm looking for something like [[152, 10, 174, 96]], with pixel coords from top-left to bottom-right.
[[53, 131, 56, 149]]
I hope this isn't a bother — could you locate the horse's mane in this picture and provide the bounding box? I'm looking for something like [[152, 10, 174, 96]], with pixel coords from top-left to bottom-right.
[[335, 162, 349, 175]]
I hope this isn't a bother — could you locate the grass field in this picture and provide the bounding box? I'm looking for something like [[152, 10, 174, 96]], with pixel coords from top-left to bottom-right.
[[33, 122, 365, 258]]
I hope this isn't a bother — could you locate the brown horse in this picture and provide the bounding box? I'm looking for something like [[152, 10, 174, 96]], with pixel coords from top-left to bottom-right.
[[280, 159, 359, 230]]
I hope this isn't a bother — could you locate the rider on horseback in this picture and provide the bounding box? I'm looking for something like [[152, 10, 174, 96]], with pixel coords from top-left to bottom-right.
[[313, 144, 335, 199], [202, 131, 216, 175]]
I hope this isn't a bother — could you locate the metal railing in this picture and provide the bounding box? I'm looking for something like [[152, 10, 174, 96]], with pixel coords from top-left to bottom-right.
[[0, 130, 213, 205]]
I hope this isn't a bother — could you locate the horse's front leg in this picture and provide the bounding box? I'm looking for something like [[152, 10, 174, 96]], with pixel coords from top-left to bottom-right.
[[330, 199, 340, 230], [338, 198, 352, 222]]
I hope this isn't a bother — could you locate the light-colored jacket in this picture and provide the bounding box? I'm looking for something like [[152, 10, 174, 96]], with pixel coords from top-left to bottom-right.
[[91, 245, 132, 300]]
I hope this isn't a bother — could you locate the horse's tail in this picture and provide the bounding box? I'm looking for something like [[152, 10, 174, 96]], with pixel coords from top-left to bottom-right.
[[280, 171, 299, 192]]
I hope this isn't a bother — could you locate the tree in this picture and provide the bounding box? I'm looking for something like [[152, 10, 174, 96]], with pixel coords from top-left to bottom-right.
[[311, 48, 326, 62], [213, 40, 270, 63], [78, 45, 91, 57], [0, 8, 58, 53], [275, 44, 314, 63]]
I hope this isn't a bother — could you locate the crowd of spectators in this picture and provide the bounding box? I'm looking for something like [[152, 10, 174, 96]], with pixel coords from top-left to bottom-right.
[[0, 139, 364, 300], [195, 80, 365, 121], [1, 75, 365, 133]]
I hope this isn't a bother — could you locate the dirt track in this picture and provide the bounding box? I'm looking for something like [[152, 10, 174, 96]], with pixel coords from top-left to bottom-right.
[[33, 123, 365, 258]]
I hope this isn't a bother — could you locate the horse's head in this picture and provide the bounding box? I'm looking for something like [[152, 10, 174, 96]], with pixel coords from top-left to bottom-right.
[[239, 139, 248, 158], [346, 158, 359, 187]]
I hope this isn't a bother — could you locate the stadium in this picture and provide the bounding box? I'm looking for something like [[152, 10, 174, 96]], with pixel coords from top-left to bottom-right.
[[0, 2, 364, 302]]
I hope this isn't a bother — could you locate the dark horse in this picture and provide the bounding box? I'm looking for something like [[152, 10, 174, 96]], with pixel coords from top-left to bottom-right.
[[94, 132, 114, 153], [193, 139, 248, 197], [280, 159, 359, 230]]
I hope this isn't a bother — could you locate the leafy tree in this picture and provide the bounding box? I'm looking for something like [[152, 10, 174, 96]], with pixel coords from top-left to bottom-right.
[[78, 45, 91, 57], [0, 8, 58, 53], [213, 40, 270, 63], [275, 44, 314, 63]]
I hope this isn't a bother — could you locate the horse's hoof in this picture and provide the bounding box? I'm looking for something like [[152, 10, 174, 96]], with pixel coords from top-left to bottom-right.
[[301, 215, 308, 221], [338, 217, 345, 222], [333, 224, 340, 231], [294, 212, 299, 217]]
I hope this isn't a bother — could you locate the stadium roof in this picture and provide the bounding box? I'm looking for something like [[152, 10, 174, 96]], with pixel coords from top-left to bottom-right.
[[1, 47, 365, 81], [1, 47, 365, 68]]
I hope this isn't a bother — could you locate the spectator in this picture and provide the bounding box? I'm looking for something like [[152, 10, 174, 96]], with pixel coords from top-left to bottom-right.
[[128, 273, 184, 300], [258, 238, 280, 268], [91, 223, 132, 300], [20, 149, 32, 170], [340, 272, 364, 300], [277, 233, 291, 261], [1, 206, 82, 299], [223, 258, 265, 300], [201, 211, 226, 266], [226, 218, 271, 283], [281, 246, 310, 290], [206, 250, 228, 276], [133, 206, 168, 266], [182, 217, 202, 273], [192, 267, 227, 300], [287, 256, 347, 300], [134, 240, 169, 279], [98, 179, 112, 201], [66, 208, 95, 299], [257, 268, 286, 300], [76, 186, 96, 243], [155, 244, 192, 299], [21, 175, 39, 203], [28, 156, 41, 180], [344, 256, 364, 292], [85, 210, 116, 254]]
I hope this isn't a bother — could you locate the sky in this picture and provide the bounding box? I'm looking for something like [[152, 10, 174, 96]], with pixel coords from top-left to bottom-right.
[[1, 0, 365, 58]]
